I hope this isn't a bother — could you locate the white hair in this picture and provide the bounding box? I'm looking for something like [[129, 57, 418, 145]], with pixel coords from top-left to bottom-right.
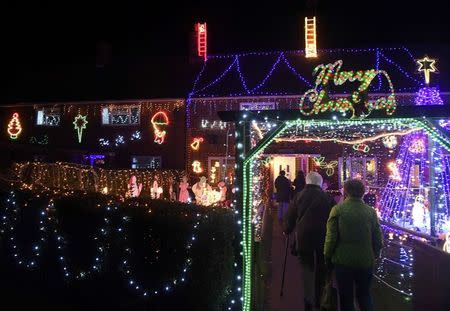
[[306, 171, 323, 187]]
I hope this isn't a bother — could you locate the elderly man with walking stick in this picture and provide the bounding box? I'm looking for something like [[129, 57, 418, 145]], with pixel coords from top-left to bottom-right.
[[284, 172, 336, 311]]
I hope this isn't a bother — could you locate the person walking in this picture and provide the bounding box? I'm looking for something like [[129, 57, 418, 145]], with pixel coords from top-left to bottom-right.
[[293, 170, 306, 194], [324, 179, 383, 311], [274, 170, 292, 223], [284, 172, 335, 311]]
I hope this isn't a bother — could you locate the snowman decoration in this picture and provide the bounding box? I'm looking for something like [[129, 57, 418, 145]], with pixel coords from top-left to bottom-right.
[[411, 194, 427, 229], [128, 175, 143, 198], [150, 175, 163, 199]]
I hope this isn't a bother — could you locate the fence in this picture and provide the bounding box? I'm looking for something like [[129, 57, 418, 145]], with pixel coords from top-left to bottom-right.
[[12, 162, 184, 197]]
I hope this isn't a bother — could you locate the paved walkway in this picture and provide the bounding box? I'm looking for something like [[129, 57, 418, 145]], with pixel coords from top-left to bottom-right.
[[263, 206, 304, 311]]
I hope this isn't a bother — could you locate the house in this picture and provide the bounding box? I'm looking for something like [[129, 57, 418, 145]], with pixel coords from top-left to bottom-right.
[[186, 47, 449, 186], [0, 99, 185, 170]]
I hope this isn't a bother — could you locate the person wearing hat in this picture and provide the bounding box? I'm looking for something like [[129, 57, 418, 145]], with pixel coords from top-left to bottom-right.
[[284, 171, 336, 311]]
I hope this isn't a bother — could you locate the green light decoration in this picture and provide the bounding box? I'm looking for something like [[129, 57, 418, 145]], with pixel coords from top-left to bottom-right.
[[73, 114, 88, 143], [239, 117, 450, 310], [299, 60, 396, 119], [313, 157, 338, 176]]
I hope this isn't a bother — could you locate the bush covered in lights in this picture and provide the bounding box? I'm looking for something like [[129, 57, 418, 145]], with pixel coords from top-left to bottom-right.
[[0, 189, 238, 311]]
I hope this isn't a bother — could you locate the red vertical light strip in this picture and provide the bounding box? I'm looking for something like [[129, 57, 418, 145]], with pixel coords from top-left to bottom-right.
[[196, 23, 207, 61]]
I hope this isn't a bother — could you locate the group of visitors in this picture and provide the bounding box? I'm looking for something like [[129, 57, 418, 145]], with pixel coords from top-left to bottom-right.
[[275, 170, 383, 311]]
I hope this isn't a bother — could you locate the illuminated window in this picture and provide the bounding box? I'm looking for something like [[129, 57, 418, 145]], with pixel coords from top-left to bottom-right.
[[36, 108, 61, 126], [131, 156, 161, 169], [338, 157, 378, 188], [207, 157, 235, 184], [102, 105, 140, 125]]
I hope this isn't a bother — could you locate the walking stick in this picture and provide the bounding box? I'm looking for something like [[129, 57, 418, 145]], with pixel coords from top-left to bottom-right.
[[280, 233, 289, 297]]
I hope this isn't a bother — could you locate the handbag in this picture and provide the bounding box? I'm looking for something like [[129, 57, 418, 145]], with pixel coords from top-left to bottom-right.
[[320, 275, 338, 311]]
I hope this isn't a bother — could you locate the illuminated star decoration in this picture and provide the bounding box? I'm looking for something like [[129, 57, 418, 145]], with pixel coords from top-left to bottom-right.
[[190, 137, 204, 151], [416, 55, 437, 85], [73, 114, 88, 143]]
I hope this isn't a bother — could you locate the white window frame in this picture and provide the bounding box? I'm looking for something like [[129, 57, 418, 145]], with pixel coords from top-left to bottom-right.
[[207, 156, 235, 184], [338, 156, 378, 188], [131, 156, 162, 169], [36, 108, 61, 126], [102, 105, 141, 126]]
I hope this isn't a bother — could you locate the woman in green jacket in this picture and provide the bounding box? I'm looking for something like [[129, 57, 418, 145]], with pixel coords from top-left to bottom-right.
[[324, 179, 383, 311]]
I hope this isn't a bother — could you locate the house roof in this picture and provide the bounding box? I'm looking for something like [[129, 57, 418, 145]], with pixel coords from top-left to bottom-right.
[[188, 47, 445, 99]]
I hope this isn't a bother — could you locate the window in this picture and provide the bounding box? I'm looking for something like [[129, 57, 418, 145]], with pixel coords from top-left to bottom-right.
[[131, 156, 161, 169], [36, 108, 61, 126], [207, 156, 235, 184], [338, 157, 378, 188], [239, 102, 276, 111], [206, 134, 219, 144], [102, 105, 140, 125]]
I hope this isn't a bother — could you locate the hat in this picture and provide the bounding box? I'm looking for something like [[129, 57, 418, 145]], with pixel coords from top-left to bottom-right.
[[305, 172, 323, 187]]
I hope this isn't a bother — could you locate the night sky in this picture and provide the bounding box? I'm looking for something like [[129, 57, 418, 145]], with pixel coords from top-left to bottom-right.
[[1, 1, 449, 104]]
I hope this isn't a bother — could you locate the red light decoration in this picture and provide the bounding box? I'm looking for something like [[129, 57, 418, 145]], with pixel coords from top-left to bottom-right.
[[190, 137, 204, 151], [150, 111, 169, 144], [7, 112, 22, 140], [353, 143, 370, 153], [196, 22, 207, 61]]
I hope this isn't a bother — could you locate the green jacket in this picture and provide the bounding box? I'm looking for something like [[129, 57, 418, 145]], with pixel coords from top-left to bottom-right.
[[324, 197, 383, 269]]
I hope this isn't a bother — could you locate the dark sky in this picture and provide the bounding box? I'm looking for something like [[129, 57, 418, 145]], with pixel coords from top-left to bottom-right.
[[1, 0, 449, 104]]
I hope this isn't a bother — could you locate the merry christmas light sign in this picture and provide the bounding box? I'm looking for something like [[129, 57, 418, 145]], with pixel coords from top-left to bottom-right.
[[299, 60, 396, 119]]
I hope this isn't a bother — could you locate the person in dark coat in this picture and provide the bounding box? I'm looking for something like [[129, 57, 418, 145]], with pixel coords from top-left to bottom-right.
[[274, 170, 292, 222], [293, 170, 306, 194], [284, 172, 336, 311]]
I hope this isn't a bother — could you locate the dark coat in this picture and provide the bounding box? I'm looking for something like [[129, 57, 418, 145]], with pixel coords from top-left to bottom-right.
[[293, 176, 306, 194], [284, 184, 335, 264], [274, 175, 292, 203]]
